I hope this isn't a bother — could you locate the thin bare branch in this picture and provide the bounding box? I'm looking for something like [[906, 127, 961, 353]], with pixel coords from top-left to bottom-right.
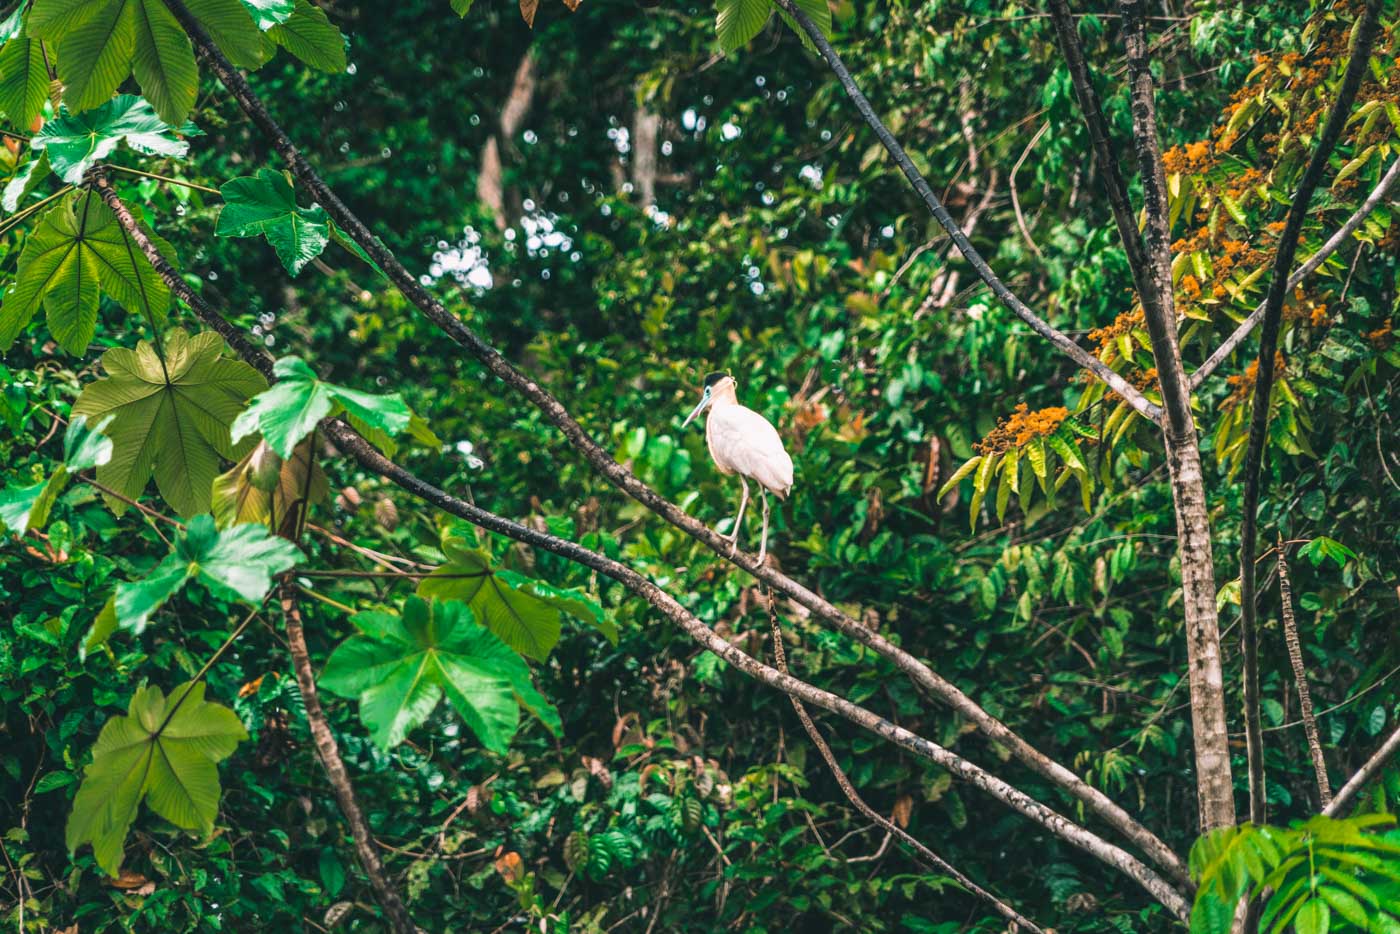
[[1325, 725, 1400, 818]]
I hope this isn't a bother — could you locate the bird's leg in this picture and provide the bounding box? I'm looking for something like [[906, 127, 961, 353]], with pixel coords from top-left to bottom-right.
[[758, 489, 770, 563], [725, 477, 750, 555]]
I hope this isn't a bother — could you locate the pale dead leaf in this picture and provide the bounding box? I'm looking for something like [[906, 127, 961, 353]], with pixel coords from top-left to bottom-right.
[[519, 0, 539, 27]]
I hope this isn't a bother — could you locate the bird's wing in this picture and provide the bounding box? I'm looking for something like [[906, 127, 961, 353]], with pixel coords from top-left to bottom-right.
[[709, 405, 794, 495]]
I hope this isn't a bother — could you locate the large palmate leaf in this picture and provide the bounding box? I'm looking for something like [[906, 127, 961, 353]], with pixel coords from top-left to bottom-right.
[[0, 415, 114, 534], [0, 189, 174, 354], [216, 169, 330, 274], [266, 0, 345, 73], [72, 330, 268, 517], [418, 533, 615, 660], [714, 0, 830, 54], [0, 33, 55, 129], [230, 355, 411, 458], [113, 513, 302, 632], [32, 95, 193, 184], [28, 0, 198, 124], [320, 595, 560, 752], [211, 438, 327, 532], [67, 681, 246, 877]]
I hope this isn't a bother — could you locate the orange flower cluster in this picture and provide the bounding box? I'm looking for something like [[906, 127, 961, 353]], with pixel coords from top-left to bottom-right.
[[1162, 140, 1217, 175], [1088, 309, 1145, 352], [1222, 352, 1287, 409], [1367, 321, 1393, 349], [975, 403, 1071, 455]]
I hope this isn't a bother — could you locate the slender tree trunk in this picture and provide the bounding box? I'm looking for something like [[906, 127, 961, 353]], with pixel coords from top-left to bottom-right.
[[1278, 544, 1331, 806], [477, 51, 536, 230], [281, 589, 417, 934], [1118, 0, 1236, 831]]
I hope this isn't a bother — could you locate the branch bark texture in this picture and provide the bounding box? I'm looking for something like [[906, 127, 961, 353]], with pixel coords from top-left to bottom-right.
[[1277, 544, 1330, 807]]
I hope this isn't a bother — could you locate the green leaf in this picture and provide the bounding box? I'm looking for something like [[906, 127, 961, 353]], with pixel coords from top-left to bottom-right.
[[715, 0, 771, 54], [72, 329, 268, 517], [80, 597, 119, 660], [776, 0, 832, 53], [239, 0, 295, 30], [65, 413, 116, 472], [1294, 899, 1330, 934], [0, 476, 53, 534], [450, 0, 476, 15], [935, 455, 980, 500], [114, 513, 303, 632], [418, 535, 614, 658], [0, 35, 55, 129], [267, 0, 345, 73], [66, 681, 246, 876], [2, 189, 174, 354], [32, 94, 192, 185], [1317, 886, 1368, 928], [3, 155, 51, 214], [29, 0, 198, 124], [320, 595, 560, 752], [211, 438, 326, 532], [230, 355, 410, 459], [185, 0, 266, 69], [215, 169, 329, 275]]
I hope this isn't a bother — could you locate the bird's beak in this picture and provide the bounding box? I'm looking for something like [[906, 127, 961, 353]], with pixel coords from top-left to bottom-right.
[[681, 394, 709, 428]]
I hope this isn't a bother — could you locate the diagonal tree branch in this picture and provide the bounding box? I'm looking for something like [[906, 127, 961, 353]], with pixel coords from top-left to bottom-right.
[[96, 178, 1192, 919], [1189, 157, 1400, 390], [764, 0, 1161, 422], [1237, 0, 1381, 825], [1325, 725, 1400, 818], [764, 588, 1047, 934], [155, 2, 1188, 884]]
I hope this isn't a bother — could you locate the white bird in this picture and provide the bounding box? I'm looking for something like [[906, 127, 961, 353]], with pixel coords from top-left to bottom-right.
[[681, 372, 794, 562]]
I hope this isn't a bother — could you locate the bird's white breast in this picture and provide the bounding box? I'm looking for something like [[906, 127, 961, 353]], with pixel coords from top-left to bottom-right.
[[705, 404, 794, 497]]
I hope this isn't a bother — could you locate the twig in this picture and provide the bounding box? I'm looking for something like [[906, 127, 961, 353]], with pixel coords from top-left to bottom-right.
[[1009, 122, 1049, 261], [764, 587, 1048, 933], [104, 164, 221, 195], [79, 476, 186, 530], [158, 3, 1187, 884], [1277, 542, 1331, 806], [280, 587, 417, 934]]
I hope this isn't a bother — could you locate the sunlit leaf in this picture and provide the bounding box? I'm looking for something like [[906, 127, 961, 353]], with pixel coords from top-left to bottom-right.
[[32, 95, 193, 184], [215, 169, 329, 275]]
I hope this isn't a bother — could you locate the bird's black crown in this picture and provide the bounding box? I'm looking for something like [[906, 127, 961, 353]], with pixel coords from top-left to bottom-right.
[[703, 371, 730, 388]]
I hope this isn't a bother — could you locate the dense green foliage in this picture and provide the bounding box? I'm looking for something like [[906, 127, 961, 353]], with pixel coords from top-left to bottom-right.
[[2, 0, 1399, 931]]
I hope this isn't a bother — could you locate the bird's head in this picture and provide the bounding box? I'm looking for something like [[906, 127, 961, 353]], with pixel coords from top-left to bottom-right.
[[682, 372, 735, 427]]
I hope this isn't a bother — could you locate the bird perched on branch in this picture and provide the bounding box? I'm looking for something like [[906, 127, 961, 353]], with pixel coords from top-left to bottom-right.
[[681, 372, 794, 562]]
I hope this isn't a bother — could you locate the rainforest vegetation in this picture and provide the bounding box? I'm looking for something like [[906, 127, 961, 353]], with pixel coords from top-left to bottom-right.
[[2, 0, 1400, 930]]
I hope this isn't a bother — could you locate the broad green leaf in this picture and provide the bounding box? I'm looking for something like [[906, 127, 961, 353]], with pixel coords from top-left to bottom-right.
[[114, 512, 303, 632], [716, 0, 771, 54], [80, 596, 119, 660], [29, 0, 199, 124], [0, 476, 53, 534], [1317, 886, 1368, 928], [32, 95, 192, 185], [65, 413, 116, 472], [185, 0, 266, 69], [320, 595, 560, 752], [267, 0, 345, 72], [775, 0, 832, 53], [418, 535, 615, 658], [72, 329, 268, 517], [935, 455, 980, 500], [451, 0, 476, 15], [2, 189, 174, 355], [230, 355, 410, 459], [0, 35, 55, 129], [239, 0, 296, 30], [215, 169, 329, 275], [66, 681, 246, 876], [211, 438, 326, 532]]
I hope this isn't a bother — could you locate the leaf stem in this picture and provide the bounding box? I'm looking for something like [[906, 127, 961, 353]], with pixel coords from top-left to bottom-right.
[[104, 164, 220, 195]]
